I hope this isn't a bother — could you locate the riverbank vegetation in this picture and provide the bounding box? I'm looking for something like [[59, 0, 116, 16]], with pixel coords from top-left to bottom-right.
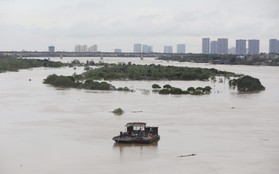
[[0, 55, 64, 73], [158, 54, 279, 66]]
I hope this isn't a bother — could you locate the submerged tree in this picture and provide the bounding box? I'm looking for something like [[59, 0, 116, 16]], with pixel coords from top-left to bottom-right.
[[152, 84, 161, 89], [112, 108, 124, 115], [229, 75, 265, 92]]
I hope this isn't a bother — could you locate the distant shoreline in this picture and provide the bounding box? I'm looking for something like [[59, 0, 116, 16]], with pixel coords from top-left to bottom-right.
[[1, 51, 278, 66]]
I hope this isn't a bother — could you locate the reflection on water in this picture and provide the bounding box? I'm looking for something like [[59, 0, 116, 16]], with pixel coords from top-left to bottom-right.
[[113, 142, 158, 149], [113, 142, 158, 161]]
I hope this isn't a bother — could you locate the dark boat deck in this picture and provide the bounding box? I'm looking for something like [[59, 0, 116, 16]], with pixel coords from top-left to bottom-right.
[[112, 122, 160, 144]]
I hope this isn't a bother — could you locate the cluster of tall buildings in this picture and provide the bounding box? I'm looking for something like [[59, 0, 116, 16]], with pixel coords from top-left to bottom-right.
[[134, 44, 153, 53], [269, 39, 279, 54], [74, 44, 98, 52], [48, 39, 279, 54], [202, 38, 229, 54], [162, 44, 186, 53], [134, 43, 186, 53], [202, 38, 260, 55]]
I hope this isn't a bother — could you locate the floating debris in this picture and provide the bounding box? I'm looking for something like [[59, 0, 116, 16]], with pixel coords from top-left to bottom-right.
[[178, 154, 196, 158], [132, 110, 143, 113]]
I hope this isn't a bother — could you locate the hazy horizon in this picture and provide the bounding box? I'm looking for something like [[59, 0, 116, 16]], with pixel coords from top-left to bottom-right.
[[0, 0, 278, 53]]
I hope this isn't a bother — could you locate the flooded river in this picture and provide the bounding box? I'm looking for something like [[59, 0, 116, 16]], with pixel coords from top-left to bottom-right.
[[0, 57, 278, 174]]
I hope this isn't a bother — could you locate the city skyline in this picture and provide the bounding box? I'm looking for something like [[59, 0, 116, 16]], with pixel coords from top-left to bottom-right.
[[43, 38, 279, 54], [0, 0, 278, 53]]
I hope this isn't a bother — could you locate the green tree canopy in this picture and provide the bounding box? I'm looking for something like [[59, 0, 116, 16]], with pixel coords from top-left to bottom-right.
[[229, 76, 265, 92], [152, 84, 161, 89]]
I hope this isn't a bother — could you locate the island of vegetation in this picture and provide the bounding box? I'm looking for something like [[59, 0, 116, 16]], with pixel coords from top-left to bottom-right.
[[43, 63, 265, 93], [43, 74, 133, 91], [229, 75, 265, 92], [0, 55, 64, 73], [83, 63, 237, 80]]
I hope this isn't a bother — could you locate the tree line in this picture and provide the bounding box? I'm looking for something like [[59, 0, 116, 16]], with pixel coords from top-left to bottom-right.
[[0, 55, 64, 73]]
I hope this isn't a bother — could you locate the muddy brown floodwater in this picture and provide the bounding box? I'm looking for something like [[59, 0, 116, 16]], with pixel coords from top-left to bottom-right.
[[0, 57, 279, 174]]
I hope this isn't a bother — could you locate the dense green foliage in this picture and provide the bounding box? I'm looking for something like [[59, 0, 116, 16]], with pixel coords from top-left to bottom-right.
[[159, 54, 279, 66], [187, 87, 196, 93], [159, 89, 171, 94], [117, 87, 131, 91], [43, 74, 132, 91], [159, 54, 237, 64], [163, 84, 172, 89], [152, 84, 161, 89], [43, 74, 77, 88], [157, 85, 212, 95], [0, 56, 64, 73], [229, 76, 265, 92], [83, 80, 113, 90], [83, 63, 237, 80]]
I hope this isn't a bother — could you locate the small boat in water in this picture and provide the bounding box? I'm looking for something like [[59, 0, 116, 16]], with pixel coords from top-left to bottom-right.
[[112, 122, 160, 144]]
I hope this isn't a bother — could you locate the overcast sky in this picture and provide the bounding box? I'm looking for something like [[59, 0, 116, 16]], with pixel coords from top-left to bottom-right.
[[0, 0, 278, 53]]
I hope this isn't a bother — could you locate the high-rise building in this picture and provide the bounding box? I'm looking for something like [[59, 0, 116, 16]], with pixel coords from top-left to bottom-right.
[[48, 46, 55, 52], [75, 45, 82, 52], [134, 44, 142, 53], [114, 49, 122, 53], [210, 41, 218, 54], [164, 46, 173, 53], [142, 45, 153, 53], [248, 39, 260, 54], [202, 38, 210, 54], [82, 45, 88, 52], [74, 44, 88, 52], [142, 45, 149, 53], [236, 40, 246, 55], [177, 44, 186, 53], [88, 44, 98, 52], [277, 41, 279, 53], [148, 46, 153, 53], [217, 38, 228, 54], [269, 39, 278, 53]]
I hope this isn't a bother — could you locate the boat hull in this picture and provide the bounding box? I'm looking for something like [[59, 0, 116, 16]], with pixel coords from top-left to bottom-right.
[[112, 135, 160, 144]]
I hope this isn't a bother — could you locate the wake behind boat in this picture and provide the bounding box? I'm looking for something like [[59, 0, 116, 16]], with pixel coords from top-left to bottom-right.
[[112, 122, 160, 144]]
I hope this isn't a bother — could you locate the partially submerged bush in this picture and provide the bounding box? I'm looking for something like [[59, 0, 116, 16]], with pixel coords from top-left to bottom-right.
[[163, 84, 172, 89], [229, 75, 265, 92], [159, 89, 170, 94], [112, 108, 124, 115], [158, 85, 212, 95], [152, 84, 161, 89]]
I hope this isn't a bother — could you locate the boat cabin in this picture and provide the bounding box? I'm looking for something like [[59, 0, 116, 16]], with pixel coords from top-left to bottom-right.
[[125, 122, 158, 136], [113, 122, 160, 144]]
